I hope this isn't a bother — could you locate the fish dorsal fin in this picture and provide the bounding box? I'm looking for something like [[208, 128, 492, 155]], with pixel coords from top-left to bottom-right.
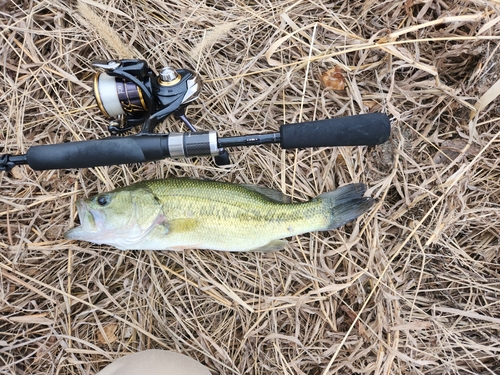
[[241, 184, 290, 203], [249, 239, 288, 253]]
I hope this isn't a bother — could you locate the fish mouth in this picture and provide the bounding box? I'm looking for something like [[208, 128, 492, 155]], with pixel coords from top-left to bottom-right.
[[64, 200, 105, 240]]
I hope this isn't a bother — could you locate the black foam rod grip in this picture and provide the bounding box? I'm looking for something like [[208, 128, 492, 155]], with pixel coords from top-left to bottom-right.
[[26, 135, 169, 170], [279, 113, 390, 149]]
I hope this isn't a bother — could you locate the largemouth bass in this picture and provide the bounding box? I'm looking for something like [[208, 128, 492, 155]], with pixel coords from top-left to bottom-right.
[[64, 178, 374, 252]]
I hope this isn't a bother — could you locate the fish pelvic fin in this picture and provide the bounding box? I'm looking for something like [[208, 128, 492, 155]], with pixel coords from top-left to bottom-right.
[[317, 183, 375, 230], [249, 239, 288, 253]]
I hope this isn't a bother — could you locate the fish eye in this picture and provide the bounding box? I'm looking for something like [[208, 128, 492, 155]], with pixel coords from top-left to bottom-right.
[[97, 194, 110, 207]]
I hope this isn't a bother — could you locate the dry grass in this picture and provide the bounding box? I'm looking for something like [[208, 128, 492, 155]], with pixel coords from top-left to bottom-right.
[[1, 0, 500, 374]]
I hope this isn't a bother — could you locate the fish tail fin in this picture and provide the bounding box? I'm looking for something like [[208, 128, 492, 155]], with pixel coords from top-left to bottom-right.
[[317, 183, 375, 230]]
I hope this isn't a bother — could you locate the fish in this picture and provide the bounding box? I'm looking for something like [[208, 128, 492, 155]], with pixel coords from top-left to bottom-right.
[[64, 178, 375, 252]]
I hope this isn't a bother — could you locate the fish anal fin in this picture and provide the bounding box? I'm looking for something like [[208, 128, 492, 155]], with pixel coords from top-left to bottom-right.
[[249, 239, 288, 253]]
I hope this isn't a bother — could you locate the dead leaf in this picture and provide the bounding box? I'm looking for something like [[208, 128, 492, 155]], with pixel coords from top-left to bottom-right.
[[341, 306, 367, 337], [321, 67, 346, 91], [471, 76, 500, 118], [97, 324, 118, 344], [10, 166, 23, 180], [432, 139, 480, 165], [362, 100, 379, 110]]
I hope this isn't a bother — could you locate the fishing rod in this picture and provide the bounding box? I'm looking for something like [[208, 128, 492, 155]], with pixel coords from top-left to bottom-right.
[[0, 59, 391, 172]]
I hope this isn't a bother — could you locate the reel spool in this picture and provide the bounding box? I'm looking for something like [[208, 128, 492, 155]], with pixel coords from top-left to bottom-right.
[[94, 71, 148, 117]]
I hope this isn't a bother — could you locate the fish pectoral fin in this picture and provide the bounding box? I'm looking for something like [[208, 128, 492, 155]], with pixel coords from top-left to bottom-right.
[[168, 218, 199, 233], [249, 239, 288, 253]]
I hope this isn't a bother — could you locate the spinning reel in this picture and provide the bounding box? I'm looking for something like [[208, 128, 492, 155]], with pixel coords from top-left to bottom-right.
[[0, 59, 391, 172], [91, 59, 230, 165], [93, 59, 201, 134]]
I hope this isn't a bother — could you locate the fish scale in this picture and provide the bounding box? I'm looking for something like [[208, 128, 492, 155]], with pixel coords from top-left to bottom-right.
[[151, 180, 321, 230]]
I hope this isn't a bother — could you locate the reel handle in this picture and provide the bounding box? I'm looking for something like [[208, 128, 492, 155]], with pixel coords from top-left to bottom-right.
[[26, 136, 167, 170], [24, 133, 218, 170]]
